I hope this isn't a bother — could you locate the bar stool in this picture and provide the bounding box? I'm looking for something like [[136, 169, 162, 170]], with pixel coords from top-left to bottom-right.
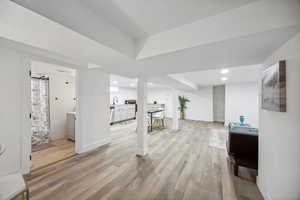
[[153, 110, 165, 129]]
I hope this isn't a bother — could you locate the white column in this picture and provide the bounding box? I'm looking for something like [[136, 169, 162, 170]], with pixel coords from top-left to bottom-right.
[[136, 77, 148, 156], [172, 89, 179, 131]]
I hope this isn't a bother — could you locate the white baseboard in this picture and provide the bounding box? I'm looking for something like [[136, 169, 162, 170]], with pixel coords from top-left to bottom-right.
[[257, 175, 272, 200], [77, 137, 111, 154]]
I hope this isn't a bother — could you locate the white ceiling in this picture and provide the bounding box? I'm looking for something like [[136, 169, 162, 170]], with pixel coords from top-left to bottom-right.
[[173, 64, 262, 87], [111, 64, 263, 91], [136, 0, 300, 59], [10, 0, 136, 57], [83, 0, 258, 37], [105, 25, 300, 77], [110, 74, 198, 91], [110, 74, 137, 88], [5, 0, 300, 78], [110, 74, 167, 89], [80, 0, 147, 39]]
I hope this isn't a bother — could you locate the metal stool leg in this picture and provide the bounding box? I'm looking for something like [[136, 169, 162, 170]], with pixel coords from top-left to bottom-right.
[[161, 119, 165, 128]]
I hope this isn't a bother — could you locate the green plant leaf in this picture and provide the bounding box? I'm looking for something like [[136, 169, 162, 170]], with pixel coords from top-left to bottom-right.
[[178, 95, 190, 112]]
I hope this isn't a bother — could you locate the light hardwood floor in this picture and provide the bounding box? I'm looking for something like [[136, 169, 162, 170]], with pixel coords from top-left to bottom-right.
[[31, 139, 76, 171], [26, 121, 263, 200]]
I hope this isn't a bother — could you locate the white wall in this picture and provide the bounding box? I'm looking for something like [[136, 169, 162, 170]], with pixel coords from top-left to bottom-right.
[[110, 87, 136, 105], [0, 45, 111, 175], [148, 88, 173, 118], [179, 88, 213, 121], [76, 69, 110, 153], [258, 33, 300, 200], [0, 47, 30, 176], [48, 74, 76, 140], [32, 63, 76, 140], [225, 82, 259, 127], [148, 87, 213, 121]]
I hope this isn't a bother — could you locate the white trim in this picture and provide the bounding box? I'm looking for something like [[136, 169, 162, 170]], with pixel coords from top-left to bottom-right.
[[20, 54, 32, 174], [75, 70, 81, 154], [76, 138, 111, 154], [257, 175, 272, 200]]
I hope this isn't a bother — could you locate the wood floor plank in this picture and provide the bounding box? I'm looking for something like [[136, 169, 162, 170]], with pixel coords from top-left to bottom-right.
[[25, 121, 263, 200], [31, 139, 76, 171]]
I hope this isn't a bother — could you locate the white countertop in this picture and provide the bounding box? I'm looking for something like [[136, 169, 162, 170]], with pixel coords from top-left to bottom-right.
[[67, 112, 76, 115]]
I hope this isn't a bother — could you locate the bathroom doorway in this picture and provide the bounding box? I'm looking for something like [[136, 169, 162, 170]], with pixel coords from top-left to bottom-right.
[[30, 60, 77, 171]]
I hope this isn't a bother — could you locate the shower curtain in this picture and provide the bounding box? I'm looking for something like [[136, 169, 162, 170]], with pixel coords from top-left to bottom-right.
[[31, 76, 50, 147]]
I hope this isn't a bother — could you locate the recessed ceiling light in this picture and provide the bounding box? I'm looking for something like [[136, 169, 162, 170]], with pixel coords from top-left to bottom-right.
[[112, 80, 118, 85], [220, 69, 229, 74], [130, 83, 135, 87], [148, 82, 153, 86], [221, 77, 228, 81], [88, 63, 102, 69]]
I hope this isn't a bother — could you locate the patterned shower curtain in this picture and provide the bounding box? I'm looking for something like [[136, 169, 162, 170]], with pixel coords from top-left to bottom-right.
[[31, 75, 50, 146]]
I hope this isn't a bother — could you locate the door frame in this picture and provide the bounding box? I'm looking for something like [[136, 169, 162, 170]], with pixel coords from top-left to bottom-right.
[[20, 55, 32, 174], [21, 58, 80, 174]]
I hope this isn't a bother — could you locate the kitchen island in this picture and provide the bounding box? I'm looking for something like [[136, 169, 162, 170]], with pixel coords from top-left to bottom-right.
[[110, 104, 136, 125]]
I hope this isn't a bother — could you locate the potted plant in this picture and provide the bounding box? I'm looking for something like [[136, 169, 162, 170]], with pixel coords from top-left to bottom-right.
[[178, 96, 190, 120]]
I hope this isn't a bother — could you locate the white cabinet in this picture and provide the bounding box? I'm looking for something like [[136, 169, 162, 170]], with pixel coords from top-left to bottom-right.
[[66, 112, 76, 141], [110, 104, 136, 124]]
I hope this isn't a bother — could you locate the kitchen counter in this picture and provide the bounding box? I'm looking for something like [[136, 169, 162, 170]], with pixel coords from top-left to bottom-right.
[[110, 104, 136, 125]]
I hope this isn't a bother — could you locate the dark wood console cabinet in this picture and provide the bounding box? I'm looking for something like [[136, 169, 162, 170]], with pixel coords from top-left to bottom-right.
[[227, 123, 259, 176]]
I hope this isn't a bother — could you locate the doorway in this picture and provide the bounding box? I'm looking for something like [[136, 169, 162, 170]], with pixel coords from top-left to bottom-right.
[[30, 60, 77, 171], [213, 85, 225, 123]]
